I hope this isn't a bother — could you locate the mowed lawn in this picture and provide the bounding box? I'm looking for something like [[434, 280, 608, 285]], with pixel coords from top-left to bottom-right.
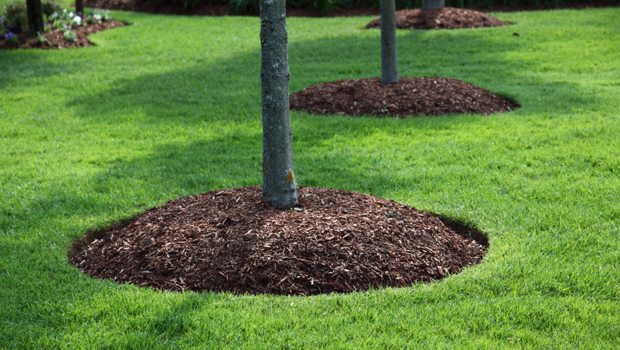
[[1, 6, 619, 349]]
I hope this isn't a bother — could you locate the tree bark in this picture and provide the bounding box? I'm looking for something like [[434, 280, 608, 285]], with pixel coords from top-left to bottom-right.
[[76, 0, 85, 15], [259, 0, 299, 209], [380, 0, 398, 84], [26, 0, 44, 36], [422, 0, 445, 10]]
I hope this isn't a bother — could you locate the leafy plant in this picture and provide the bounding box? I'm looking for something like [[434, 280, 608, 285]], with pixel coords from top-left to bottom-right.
[[86, 8, 111, 24], [62, 29, 76, 42], [3, 30, 17, 44], [48, 9, 82, 31], [42, 0, 62, 17], [1, 2, 27, 34], [36, 32, 47, 44]]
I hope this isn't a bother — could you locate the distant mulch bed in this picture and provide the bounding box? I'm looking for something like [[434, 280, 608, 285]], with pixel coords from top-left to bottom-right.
[[0, 21, 124, 50], [70, 187, 487, 295], [290, 77, 518, 117], [366, 7, 506, 30]]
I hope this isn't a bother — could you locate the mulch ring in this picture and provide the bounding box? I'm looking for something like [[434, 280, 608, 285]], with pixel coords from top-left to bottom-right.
[[290, 77, 518, 117], [366, 7, 507, 30], [70, 187, 488, 295], [0, 21, 124, 50]]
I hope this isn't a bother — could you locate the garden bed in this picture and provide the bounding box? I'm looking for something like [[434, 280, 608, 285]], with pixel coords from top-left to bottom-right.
[[366, 7, 506, 30], [70, 187, 487, 295], [290, 77, 518, 117], [0, 21, 124, 50]]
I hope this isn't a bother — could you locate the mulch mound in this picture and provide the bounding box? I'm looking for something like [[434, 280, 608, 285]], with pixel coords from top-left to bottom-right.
[[70, 187, 487, 295], [290, 77, 518, 117], [0, 21, 123, 50], [366, 7, 506, 30]]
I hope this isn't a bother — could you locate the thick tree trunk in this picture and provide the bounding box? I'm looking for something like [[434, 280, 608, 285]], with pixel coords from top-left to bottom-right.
[[26, 0, 44, 36], [259, 0, 299, 210], [380, 0, 398, 84], [422, 0, 445, 10], [76, 0, 85, 15]]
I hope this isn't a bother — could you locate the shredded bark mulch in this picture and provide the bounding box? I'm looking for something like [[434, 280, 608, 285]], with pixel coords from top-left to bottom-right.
[[69, 187, 487, 295], [366, 7, 506, 30], [290, 77, 518, 118], [0, 21, 124, 50]]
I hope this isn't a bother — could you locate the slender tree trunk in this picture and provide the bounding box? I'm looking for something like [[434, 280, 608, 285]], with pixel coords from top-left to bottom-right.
[[76, 0, 85, 15], [26, 0, 44, 36], [259, 0, 299, 209], [380, 0, 398, 84], [422, 0, 445, 10]]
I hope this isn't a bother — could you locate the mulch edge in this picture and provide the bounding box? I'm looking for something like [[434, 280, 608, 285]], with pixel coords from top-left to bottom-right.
[[68, 187, 489, 296], [365, 7, 508, 30], [289, 77, 520, 118]]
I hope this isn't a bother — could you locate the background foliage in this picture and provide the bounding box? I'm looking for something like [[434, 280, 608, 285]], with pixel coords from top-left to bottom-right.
[[105, 0, 620, 14]]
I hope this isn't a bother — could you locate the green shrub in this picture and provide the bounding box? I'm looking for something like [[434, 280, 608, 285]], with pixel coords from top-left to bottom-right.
[[42, 0, 62, 17], [0, 0, 63, 34], [1, 2, 27, 33], [129, 0, 620, 14]]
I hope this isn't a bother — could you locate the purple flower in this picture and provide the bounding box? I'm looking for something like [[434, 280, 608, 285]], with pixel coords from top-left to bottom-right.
[[4, 32, 14, 40]]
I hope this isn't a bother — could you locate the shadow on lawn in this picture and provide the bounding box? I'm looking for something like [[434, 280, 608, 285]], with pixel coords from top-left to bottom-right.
[[0, 52, 84, 89], [67, 25, 598, 125]]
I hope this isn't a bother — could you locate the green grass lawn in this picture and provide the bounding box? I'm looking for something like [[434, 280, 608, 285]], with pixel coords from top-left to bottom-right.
[[1, 7, 619, 349]]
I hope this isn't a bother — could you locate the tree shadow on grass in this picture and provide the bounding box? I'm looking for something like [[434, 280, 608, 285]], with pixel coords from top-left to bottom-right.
[[0, 52, 87, 90], [66, 22, 600, 126]]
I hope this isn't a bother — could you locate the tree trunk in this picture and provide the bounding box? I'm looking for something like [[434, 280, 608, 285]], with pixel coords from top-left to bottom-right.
[[380, 0, 398, 84], [422, 0, 445, 10], [259, 0, 299, 210], [26, 0, 44, 36], [76, 0, 85, 15]]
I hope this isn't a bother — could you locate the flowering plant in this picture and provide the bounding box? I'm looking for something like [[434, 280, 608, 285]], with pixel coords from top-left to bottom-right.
[[49, 9, 83, 31], [86, 9, 110, 24], [4, 31, 16, 42]]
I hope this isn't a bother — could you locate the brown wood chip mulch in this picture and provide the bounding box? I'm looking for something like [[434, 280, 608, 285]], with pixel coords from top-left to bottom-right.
[[366, 7, 507, 30], [69, 187, 487, 295], [290, 77, 518, 117], [0, 21, 124, 50]]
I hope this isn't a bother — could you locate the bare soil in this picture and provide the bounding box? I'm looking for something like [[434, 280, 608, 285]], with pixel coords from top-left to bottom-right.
[[366, 7, 506, 30], [290, 77, 518, 118], [70, 187, 487, 295], [0, 21, 124, 50]]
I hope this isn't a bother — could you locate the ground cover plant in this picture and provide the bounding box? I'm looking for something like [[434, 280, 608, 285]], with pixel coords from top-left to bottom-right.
[[1, 6, 619, 349]]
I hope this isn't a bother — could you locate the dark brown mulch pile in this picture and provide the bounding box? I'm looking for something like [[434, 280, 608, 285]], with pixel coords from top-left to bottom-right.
[[290, 77, 518, 117], [366, 7, 506, 30], [0, 21, 124, 50], [70, 187, 487, 295]]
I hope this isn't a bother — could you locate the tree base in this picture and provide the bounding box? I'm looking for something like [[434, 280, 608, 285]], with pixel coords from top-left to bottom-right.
[[290, 77, 518, 118], [366, 7, 507, 30], [70, 187, 487, 295]]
